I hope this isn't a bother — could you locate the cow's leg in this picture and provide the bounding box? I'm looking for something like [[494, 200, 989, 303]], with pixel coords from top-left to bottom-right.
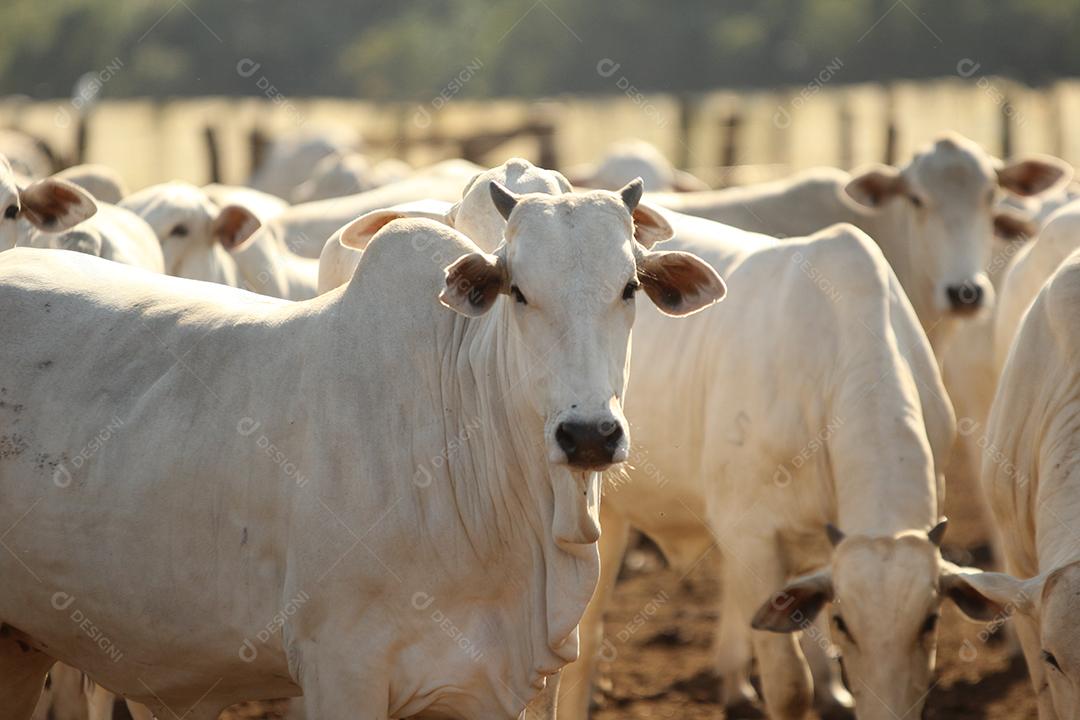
[[714, 559, 760, 714], [126, 699, 157, 720], [801, 615, 853, 719], [86, 681, 117, 720], [730, 543, 813, 720], [0, 631, 55, 720], [557, 503, 630, 720]]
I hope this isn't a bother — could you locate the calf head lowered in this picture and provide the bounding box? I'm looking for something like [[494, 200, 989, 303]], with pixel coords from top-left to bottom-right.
[[753, 521, 1005, 720]]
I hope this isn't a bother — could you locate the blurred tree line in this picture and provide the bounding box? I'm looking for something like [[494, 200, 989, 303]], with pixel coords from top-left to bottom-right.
[[3, 0, 1080, 101]]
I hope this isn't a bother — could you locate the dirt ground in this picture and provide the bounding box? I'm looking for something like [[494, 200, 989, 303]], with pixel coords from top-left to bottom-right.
[[206, 468, 1036, 720]]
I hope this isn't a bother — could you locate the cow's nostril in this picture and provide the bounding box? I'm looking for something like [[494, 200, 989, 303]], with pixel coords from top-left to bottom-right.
[[946, 283, 983, 310], [602, 422, 624, 453], [555, 423, 577, 456]]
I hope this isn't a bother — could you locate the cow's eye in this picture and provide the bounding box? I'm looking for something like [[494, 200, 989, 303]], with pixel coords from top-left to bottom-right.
[[921, 613, 939, 635], [1043, 650, 1062, 672], [510, 285, 527, 305], [622, 280, 640, 300], [908, 194, 924, 208], [834, 615, 855, 643], [170, 224, 189, 238], [3, 204, 17, 220]]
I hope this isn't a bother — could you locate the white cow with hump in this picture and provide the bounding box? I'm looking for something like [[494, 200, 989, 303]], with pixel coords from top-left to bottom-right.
[[651, 133, 1068, 352], [965, 250, 1080, 720], [324, 161, 980, 720], [0, 178, 724, 719], [556, 213, 1002, 720]]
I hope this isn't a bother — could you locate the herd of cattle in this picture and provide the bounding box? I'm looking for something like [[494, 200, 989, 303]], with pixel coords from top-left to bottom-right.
[[1, 129, 1080, 720]]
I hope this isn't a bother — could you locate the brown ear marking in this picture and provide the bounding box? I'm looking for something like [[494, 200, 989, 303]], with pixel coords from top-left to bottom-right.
[[213, 205, 260, 250], [440, 251, 508, 316]]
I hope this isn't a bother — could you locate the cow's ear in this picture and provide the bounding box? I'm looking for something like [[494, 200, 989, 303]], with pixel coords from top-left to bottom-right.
[[994, 208, 1037, 241], [342, 208, 452, 251], [940, 564, 1040, 622], [637, 249, 725, 316], [751, 569, 834, 633], [632, 202, 674, 248], [18, 178, 96, 231], [844, 165, 907, 208], [439, 250, 508, 316], [997, 155, 1072, 196], [213, 204, 261, 251]]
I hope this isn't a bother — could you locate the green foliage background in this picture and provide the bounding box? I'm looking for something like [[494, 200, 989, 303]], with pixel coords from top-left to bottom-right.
[[4, 0, 1079, 100]]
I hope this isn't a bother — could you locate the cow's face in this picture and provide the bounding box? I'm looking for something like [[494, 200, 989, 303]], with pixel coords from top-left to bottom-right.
[[120, 182, 259, 283], [942, 559, 1080, 720], [440, 180, 725, 474], [844, 134, 1068, 322], [752, 523, 985, 720]]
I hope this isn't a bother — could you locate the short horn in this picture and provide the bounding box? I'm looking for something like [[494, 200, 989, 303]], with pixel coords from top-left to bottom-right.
[[489, 180, 519, 222], [620, 177, 644, 212], [826, 523, 846, 548]]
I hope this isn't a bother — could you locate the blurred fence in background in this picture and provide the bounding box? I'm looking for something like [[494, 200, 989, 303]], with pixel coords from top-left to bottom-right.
[[3, 76, 1079, 191]]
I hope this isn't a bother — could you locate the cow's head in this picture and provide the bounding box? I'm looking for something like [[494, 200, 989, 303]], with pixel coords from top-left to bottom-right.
[[843, 134, 1069, 325], [439, 178, 725, 477], [120, 182, 259, 284], [0, 155, 97, 251], [752, 521, 994, 720], [940, 559, 1080, 720]]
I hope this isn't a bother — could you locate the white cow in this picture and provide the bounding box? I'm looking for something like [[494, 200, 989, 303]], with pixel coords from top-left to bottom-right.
[[0, 129, 57, 181], [119, 181, 259, 286], [994, 199, 1080, 373], [959, 249, 1080, 719], [292, 153, 412, 203], [650, 133, 1069, 352], [555, 213, 992, 720], [0, 180, 724, 719], [0, 156, 98, 252], [248, 132, 354, 201], [565, 140, 710, 193], [318, 158, 574, 294], [203, 183, 290, 222], [17, 202, 164, 273], [270, 159, 484, 259], [53, 164, 128, 205]]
